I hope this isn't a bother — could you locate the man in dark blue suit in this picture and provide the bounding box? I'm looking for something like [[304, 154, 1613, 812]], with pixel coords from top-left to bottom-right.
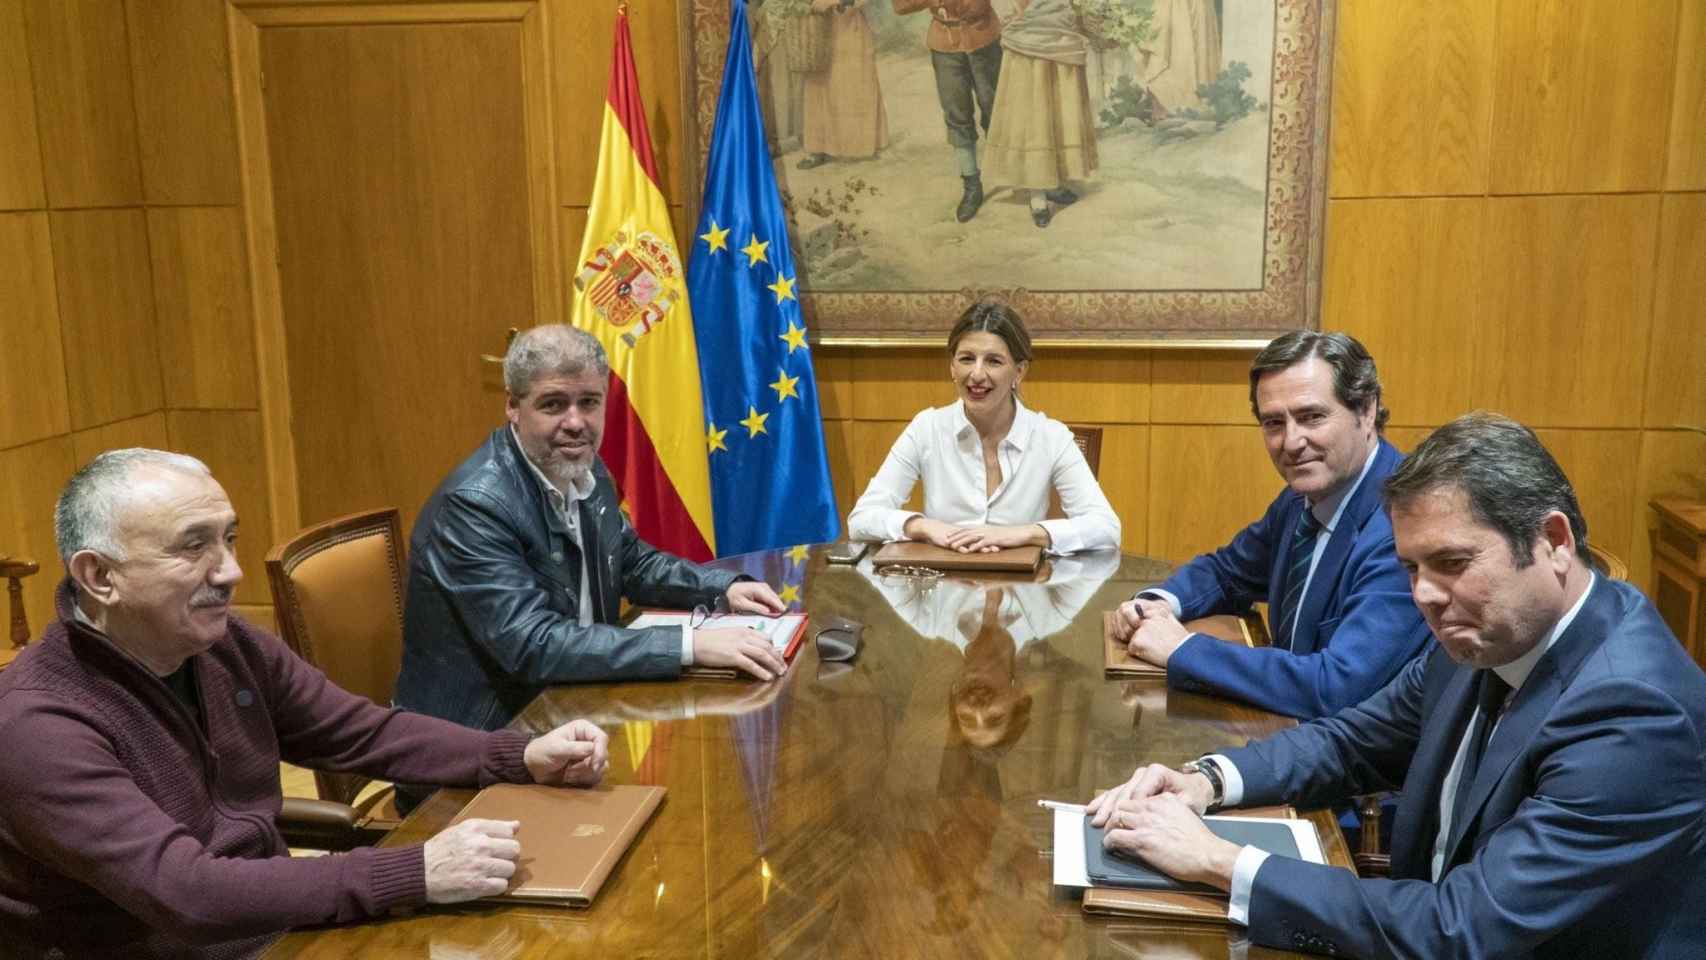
[[1090, 413, 1706, 959], [1113, 331, 1430, 718]]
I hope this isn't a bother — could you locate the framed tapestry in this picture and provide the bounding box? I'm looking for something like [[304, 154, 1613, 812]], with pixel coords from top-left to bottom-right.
[[682, 0, 1336, 345]]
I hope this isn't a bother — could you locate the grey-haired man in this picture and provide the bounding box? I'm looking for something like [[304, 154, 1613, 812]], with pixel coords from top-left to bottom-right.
[[395, 325, 786, 749]]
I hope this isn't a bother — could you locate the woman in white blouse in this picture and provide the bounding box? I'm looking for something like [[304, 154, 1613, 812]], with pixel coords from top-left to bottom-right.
[[846, 299, 1121, 554]]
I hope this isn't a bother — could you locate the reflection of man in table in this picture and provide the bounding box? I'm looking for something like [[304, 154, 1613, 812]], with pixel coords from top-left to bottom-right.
[[1091, 414, 1706, 959], [1113, 331, 1430, 719], [892, 0, 1004, 222]]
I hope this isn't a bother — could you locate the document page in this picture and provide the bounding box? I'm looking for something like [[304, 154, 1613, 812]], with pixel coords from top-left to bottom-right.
[[628, 613, 806, 652]]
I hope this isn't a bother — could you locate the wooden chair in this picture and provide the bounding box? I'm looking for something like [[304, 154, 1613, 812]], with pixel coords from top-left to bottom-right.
[[265, 509, 408, 849], [1066, 424, 1104, 478], [1587, 543, 1628, 581], [2, 556, 41, 662]]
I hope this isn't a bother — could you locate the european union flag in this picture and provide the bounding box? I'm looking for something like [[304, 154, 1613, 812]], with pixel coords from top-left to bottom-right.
[[688, 0, 839, 557]]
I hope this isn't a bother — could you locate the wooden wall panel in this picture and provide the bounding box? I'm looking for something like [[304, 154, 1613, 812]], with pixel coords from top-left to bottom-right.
[[850, 349, 944, 421], [821, 417, 854, 524], [1644, 193, 1706, 429], [1633, 430, 1706, 591], [815, 348, 852, 419], [1488, 0, 1677, 194], [0, 212, 69, 448], [1667, 0, 1706, 190], [147, 206, 257, 410], [69, 410, 167, 466], [1150, 350, 1260, 425], [1535, 429, 1641, 573], [1147, 425, 1275, 563], [1323, 198, 1484, 427], [49, 208, 162, 430], [166, 410, 273, 605], [849, 420, 914, 513], [125, 0, 240, 204], [0, 0, 45, 210], [550, 0, 688, 206], [261, 20, 538, 532], [1098, 424, 1149, 555], [1472, 195, 1657, 429], [1328, 0, 1494, 197], [21, 0, 142, 207], [1022, 351, 1150, 425], [0, 436, 74, 640]]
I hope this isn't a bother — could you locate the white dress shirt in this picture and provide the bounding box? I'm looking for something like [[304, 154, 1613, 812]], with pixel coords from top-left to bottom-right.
[[514, 427, 693, 665], [1220, 573, 1598, 924], [845, 398, 1120, 555]]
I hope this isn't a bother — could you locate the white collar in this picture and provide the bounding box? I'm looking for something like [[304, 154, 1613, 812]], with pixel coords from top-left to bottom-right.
[[1310, 439, 1379, 533], [510, 425, 595, 505], [1493, 572, 1596, 693], [953, 395, 1037, 451]]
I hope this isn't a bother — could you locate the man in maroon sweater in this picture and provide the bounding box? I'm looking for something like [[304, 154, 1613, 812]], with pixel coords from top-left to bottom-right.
[[0, 449, 614, 959]]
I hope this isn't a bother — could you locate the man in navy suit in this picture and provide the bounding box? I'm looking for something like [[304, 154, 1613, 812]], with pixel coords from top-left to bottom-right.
[[1090, 413, 1706, 959], [1113, 331, 1430, 718]]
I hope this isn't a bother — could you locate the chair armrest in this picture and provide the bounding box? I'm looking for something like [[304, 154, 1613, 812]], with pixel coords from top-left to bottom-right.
[[277, 797, 388, 851]]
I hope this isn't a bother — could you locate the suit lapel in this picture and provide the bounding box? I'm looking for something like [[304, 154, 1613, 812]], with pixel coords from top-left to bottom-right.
[[1282, 441, 1396, 654], [1391, 653, 1478, 878], [1444, 577, 1617, 866]]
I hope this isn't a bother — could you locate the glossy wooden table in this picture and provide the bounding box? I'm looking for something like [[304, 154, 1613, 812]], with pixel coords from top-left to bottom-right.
[[264, 547, 1353, 959]]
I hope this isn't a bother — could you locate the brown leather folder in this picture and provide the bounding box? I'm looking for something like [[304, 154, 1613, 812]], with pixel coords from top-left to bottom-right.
[[869, 540, 1043, 573], [1080, 806, 1298, 923], [1103, 611, 1261, 678], [446, 783, 665, 907]]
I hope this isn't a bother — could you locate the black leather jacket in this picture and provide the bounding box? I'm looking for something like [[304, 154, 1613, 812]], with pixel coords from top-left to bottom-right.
[[395, 427, 740, 731]]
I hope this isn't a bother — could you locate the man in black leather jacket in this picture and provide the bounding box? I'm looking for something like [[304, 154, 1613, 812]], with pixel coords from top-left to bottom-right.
[[395, 325, 788, 743]]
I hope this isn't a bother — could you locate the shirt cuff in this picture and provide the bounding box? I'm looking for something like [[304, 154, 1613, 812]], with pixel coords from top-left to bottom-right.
[[887, 511, 922, 542], [1137, 588, 1183, 618], [1204, 753, 1244, 806], [681, 623, 694, 666], [1226, 845, 1270, 926], [1038, 517, 1078, 555]]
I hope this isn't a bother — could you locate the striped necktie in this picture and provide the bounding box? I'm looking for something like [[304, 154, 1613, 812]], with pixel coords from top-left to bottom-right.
[[1274, 508, 1321, 650]]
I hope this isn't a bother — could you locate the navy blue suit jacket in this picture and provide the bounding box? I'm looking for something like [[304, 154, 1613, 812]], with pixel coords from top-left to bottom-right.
[[1154, 439, 1431, 718], [1224, 578, 1706, 959]]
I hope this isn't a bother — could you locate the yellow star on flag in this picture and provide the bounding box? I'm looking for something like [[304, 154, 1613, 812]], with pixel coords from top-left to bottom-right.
[[779, 321, 808, 354], [786, 544, 809, 566], [699, 220, 730, 254], [769, 368, 800, 403], [740, 235, 769, 268], [705, 421, 728, 454], [767, 274, 796, 303], [739, 405, 769, 437], [779, 582, 801, 605]]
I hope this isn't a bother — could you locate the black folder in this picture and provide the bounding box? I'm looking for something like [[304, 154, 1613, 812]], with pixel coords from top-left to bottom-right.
[[1084, 816, 1304, 894]]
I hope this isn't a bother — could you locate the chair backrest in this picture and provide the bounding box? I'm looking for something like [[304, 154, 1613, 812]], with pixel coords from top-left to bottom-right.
[[2, 556, 41, 654], [1587, 543, 1628, 581], [266, 509, 405, 806], [1066, 424, 1104, 478]]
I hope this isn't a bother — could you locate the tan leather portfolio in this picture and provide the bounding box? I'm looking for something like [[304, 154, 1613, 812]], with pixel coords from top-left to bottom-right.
[[1080, 806, 1297, 923], [446, 783, 665, 907], [869, 540, 1043, 573], [1103, 611, 1261, 678]]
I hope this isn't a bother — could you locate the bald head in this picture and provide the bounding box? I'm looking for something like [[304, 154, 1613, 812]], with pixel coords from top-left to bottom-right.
[[55, 449, 213, 565]]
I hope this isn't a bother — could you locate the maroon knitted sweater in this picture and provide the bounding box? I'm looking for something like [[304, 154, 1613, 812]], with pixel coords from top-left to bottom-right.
[[0, 583, 534, 959]]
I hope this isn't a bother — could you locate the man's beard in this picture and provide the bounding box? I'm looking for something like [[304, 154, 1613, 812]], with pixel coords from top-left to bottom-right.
[[524, 436, 595, 492]]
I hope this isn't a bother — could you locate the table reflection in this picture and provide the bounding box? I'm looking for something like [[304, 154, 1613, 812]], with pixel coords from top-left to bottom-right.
[[262, 547, 1344, 960]]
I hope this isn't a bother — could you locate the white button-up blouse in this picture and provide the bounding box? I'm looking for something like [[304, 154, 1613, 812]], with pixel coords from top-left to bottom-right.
[[846, 398, 1121, 555]]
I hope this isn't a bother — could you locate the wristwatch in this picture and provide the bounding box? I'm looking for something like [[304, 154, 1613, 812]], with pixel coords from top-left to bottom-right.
[[1180, 758, 1225, 813]]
